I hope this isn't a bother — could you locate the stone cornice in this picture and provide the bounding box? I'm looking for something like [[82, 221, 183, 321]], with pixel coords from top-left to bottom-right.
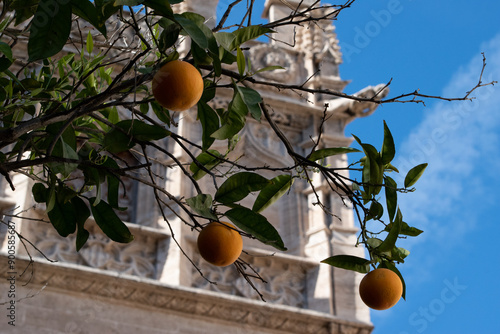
[[0, 254, 373, 334]]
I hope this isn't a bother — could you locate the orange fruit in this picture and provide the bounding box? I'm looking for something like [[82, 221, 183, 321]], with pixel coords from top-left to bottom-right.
[[359, 268, 403, 310], [197, 221, 243, 267], [151, 60, 204, 112]]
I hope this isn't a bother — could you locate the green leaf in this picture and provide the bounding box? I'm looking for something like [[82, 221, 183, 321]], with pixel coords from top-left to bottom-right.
[[104, 120, 170, 153], [90, 198, 134, 243], [252, 65, 285, 75], [32, 183, 48, 203], [86, 31, 94, 54], [308, 147, 361, 162], [28, 0, 73, 61], [367, 200, 384, 221], [46, 124, 79, 176], [252, 174, 294, 213], [151, 100, 171, 125], [71, 0, 107, 36], [143, 0, 175, 17], [366, 237, 383, 249], [197, 102, 219, 151], [158, 18, 180, 51], [47, 193, 78, 237], [225, 207, 286, 251], [385, 221, 423, 237], [236, 47, 245, 76], [215, 172, 270, 204], [214, 31, 235, 51], [0, 42, 13, 62], [186, 194, 217, 220], [385, 176, 397, 222], [72, 196, 91, 251], [381, 120, 395, 165], [230, 25, 273, 50], [236, 86, 262, 121], [174, 14, 208, 49], [210, 90, 247, 140], [404, 163, 428, 188], [353, 135, 382, 186], [101, 158, 122, 209], [355, 136, 383, 197], [190, 149, 223, 180], [114, 0, 142, 5], [321, 255, 371, 274], [378, 208, 403, 252]]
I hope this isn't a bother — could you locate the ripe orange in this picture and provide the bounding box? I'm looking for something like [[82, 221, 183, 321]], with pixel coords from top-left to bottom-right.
[[197, 221, 243, 267], [359, 268, 403, 310], [151, 60, 204, 112]]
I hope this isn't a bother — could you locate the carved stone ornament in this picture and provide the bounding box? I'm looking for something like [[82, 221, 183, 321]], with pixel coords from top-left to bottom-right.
[[248, 44, 301, 83], [192, 250, 313, 308], [27, 220, 161, 279], [0, 255, 373, 334]]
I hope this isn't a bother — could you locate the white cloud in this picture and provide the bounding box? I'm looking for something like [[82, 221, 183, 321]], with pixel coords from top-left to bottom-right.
[[391, 33, 500, 271]]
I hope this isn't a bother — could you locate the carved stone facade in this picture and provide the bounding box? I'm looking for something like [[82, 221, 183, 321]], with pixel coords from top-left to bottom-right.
[[0, 0, 385, 333]]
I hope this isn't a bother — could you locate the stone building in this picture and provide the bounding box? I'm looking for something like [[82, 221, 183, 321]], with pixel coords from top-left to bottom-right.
[[0, 1, 387, 333]]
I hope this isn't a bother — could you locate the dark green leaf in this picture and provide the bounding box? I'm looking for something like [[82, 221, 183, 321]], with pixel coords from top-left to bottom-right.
[[143, 0, 174, 17], [32, 183, 48, 203], [378, 208, 403, 252], [225, 207, 286, 251], [210, 90, 247, 140], [252, 174, 294, 213], [385, 221, 423, 237], [215, 172, 270, 204], [47, 194, 77, 237], [101, 158, 122, 209], [186, 194, 217, 220], [114, 0, 142, 5], [368, 200, 384, 221], [404, 163, 428, 188], [28, 0, 72, 61], [151, 100, 171, 125], [90, 198, 134, 243], [381, 120, 395, 165], [198, 102, 219, 151], [71, 0, 107, 36], [0, 42, 13, 62], [190, 149, 223, 180], [236, 86, 262, 121], [230, 25, 273, 50], [158, 18, 180, 51], [120, 119, 171, 141], [104, 119, 170, 153], [321, 255, 371, 274], [72, 196, 91, 251], [385, 176, 397, 222], [174, 14, 208, 49], [308, 147, 360, 162]]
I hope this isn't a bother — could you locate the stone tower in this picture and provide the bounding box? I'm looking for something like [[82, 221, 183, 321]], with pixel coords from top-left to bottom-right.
[[0, 1, 387, 333]]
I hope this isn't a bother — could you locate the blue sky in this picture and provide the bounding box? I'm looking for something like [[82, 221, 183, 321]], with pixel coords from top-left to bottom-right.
[[216, 1, 500, 333], [337, 2, 500, 333]]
